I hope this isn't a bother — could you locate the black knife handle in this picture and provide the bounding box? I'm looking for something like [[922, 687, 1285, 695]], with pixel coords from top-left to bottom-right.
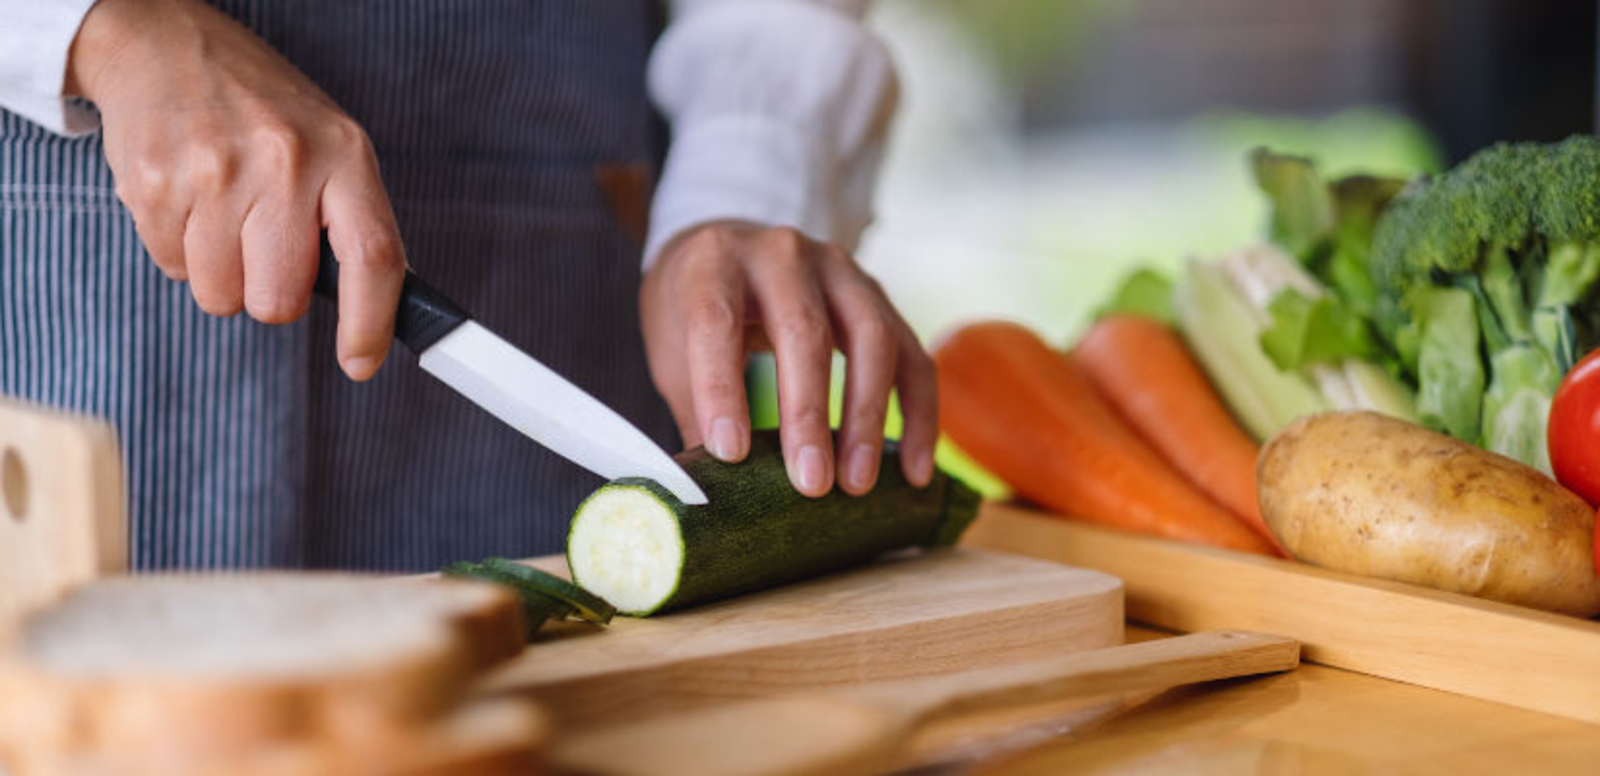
[[314, 235, 470, 354]]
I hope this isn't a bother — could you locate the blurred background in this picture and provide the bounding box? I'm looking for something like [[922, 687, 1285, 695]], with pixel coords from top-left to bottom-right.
[[749, 0, 1599, 479], [859, 0, 1596, 344]]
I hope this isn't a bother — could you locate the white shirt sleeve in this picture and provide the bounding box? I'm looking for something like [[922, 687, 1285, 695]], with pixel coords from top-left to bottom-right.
[[644, 0, 897, 268], [0, 0, 101, 135]]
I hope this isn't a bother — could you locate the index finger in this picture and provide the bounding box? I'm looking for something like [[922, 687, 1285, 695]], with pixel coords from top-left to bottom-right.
[[320, 159, 405, 381]]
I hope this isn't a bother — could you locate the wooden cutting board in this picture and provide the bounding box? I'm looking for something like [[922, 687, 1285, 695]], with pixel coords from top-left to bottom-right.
[[482, 548, 1124, 730], [965, 502, 1600, 727], [0, 399, 126, 632]]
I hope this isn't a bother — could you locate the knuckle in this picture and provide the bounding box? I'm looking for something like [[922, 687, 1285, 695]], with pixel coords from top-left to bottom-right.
[[193, 288, 244, 318], [325, 115, 372, 152], [151, 254, 186, 280], [848, 397, 887, 429], [246, 288, 308, 324], [133, 227, 185, 278], [819, 243, 853, 267], [677, 226, 735, 267], [775, 304, 829, 347], [344, 229, 403, 271], [761, 226, 809, 255], [849, 316, 894, 351], [127, 160, 172, 204], [695, 373, 742, 404], [788, 404, 831, 431], [905, 347, 937, 381], [186, 146, 236, 192], [251, 122, 306, 174], [687, 296, 740, 337], [849, 411, 887, 441]]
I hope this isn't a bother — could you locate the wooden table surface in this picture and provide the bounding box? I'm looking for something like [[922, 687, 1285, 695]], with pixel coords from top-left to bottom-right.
[[956, 625, 1600, 775]]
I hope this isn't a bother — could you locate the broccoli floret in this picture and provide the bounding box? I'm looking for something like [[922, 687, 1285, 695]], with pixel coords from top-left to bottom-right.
[[1530, 136, 1600, 372], [1368, 136, 1600, 472], [1534, 135, 1600, 250]]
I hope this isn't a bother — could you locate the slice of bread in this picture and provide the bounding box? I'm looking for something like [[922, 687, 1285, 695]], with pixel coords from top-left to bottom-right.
[[0, 696, 548, 776], [0, 573, 526, 762]]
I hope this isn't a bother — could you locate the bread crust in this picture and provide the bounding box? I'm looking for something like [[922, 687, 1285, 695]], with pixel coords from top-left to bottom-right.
[[0, 574, 529, 769]]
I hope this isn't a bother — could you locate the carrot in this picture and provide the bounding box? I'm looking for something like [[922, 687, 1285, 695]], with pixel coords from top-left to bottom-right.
[[1074, 314, 1286, 553], [934, 320, 1276, 555]]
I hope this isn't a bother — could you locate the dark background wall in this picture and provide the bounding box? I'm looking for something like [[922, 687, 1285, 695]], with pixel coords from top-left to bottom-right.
[[995, 0, 1597, 164]]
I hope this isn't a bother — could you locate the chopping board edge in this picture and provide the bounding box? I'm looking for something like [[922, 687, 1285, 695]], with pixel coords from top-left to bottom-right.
[[486, 547, 1125, 730]]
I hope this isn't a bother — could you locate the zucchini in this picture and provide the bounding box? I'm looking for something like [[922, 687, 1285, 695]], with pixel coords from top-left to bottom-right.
[[479, 557, 616, 624], [567, 432, 981, 616], [440, 559, 615, 638]]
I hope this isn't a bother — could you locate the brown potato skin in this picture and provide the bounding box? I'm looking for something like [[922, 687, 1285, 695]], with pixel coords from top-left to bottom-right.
[[1259, 410, 1600, 617]]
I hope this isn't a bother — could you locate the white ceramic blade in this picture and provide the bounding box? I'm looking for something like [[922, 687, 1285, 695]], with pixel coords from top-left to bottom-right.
[[418, 322, 708, 505]]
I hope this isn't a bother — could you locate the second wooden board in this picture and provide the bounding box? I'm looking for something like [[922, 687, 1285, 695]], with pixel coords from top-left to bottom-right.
[[483, 548, 1124, 730], [964, 502, 1600, 726]]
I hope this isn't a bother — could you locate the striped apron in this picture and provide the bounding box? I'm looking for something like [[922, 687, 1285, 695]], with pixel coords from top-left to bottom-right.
[[0, 2, 675, 571]]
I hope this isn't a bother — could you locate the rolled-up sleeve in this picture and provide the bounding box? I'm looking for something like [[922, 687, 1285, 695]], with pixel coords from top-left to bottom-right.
[[644, 0, 897, 268], [0, 0, 101, 135]]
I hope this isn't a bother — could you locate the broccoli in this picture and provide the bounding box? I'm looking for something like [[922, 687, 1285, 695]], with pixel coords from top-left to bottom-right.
[[1369, 136, 1600, 472]]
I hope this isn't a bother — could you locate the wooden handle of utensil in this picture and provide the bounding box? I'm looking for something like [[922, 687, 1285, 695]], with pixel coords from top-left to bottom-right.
[[859, 630, 1299, 725]]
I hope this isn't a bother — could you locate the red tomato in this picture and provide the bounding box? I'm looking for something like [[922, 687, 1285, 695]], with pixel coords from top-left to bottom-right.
[[1549, 348, 1600, 507]]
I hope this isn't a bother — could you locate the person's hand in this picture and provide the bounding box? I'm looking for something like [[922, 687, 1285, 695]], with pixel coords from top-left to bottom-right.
[[640, 221, 937, 498], [65, 0, 405, 380]]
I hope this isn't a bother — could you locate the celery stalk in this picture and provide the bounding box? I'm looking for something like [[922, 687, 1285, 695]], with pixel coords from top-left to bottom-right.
[[1228, 244, 1420, 420], [1342, 361, 1420, 422], [1174, 257, 1328, 441]]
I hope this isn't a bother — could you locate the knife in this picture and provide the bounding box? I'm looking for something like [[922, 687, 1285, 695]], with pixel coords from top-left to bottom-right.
[[313, 240, 708, 505]]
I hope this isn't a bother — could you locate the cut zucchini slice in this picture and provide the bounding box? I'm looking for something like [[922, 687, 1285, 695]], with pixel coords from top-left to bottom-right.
[[479, 557, 617, 624], [441, 561, 575, 636]]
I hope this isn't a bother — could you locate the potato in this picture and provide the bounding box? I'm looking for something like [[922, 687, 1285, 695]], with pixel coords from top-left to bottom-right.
[[1259, 410, 1600, 616]]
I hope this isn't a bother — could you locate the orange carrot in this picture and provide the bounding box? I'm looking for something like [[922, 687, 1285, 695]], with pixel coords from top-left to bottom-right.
[[1074, 314, 1285, 554], [934, 321, 1276, 556]]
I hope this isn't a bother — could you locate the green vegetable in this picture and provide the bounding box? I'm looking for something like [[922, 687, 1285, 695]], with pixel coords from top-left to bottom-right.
[[1173, 255, 1328, 441], [1481, 345, 1561, 472], [441, 558, 615, 637], [566, 431, 980, 616], [1250, 148, 1407, 319], [1160, 149, 1414, 441], [1097, 267, 1176, 325], [1173, 244, 1415, 442], [1251, 147, 1336, 262], [479, 557, 616, 624], [1370, 136, 1600, 472], [1258, 287, 1375, 369], [1406, 286, 1484, 440]]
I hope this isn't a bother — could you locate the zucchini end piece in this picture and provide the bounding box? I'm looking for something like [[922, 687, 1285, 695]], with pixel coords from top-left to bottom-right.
[[568, 482, 685, 616]]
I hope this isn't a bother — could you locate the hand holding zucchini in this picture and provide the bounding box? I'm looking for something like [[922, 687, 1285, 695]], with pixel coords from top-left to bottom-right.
[[567, 431, 981, 615], [1259, 411, 1600, 616]]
